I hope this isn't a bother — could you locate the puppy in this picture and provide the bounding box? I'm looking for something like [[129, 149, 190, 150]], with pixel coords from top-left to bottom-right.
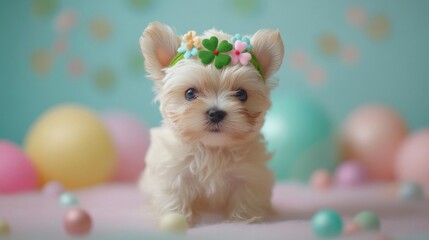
[[138, 22, 284, 224]]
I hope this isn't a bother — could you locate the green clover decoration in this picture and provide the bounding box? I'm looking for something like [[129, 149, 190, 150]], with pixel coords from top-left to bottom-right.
[[198, 36, 233, 69]]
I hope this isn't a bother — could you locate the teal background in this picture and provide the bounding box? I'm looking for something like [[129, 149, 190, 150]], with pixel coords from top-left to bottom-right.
[[1, 0, 428, 145]]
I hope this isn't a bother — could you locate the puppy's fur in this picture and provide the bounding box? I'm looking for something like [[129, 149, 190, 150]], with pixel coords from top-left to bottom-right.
[[139, 22, 284, 224]]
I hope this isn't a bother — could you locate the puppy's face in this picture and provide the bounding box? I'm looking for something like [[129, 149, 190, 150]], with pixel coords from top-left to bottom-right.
[[140, 23, 284, 146], [159, 60, 270, 146]]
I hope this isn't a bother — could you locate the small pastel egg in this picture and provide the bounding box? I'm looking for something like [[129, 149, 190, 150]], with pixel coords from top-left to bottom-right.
[[59, 192, 79, 206], [159, 212, 188, 233], [334, 161, 368, 187], [344, 221, 361, 234], [64, 208, 92, 236], [353, 211, 380, 231], [398, 182, 423, 200], [311, 169, 332, 190], [311, 209, 343, 237], [0, 218, 11, 236], [43, 181, 64, 197]]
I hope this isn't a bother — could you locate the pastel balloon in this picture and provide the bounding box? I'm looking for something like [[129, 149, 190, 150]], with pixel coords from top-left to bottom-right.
[[262, 95, 339, 181], [102, 112, 149, 182], [0, 141, 38, 194], [342, 105, 408, 181], [25, 105, 117, 189], [396, 130, 429, 186]]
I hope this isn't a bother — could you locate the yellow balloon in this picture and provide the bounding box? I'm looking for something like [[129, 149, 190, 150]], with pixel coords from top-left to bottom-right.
[[25, 105, 117, 189]]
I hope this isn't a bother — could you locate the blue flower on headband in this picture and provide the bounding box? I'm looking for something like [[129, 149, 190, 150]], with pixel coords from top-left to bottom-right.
[[232, 34, 253, 51], [177, 43, 199, 59]]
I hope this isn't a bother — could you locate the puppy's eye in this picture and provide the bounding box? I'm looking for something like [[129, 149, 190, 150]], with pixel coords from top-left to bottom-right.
[[185, 88, 198, 101], [234, 89, 248, 102]]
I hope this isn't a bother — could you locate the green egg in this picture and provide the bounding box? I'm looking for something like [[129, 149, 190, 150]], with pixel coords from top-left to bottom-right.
[[311, 209, 343, 237], [353, 211, 380, 231]]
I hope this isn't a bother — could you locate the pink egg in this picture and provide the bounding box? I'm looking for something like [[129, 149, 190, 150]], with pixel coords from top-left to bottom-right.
[[102, 112, 149, 182], [334, 161, 368, 187], [43, 181, 64, 197], [342, 105, 408, 181], [311, 169, 332, 190], [0, 140, 38, 194], [396, 130, 429, 186]]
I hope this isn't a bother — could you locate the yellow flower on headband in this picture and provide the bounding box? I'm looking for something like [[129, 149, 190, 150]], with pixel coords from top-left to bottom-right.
[[183, 31, 201, 50]]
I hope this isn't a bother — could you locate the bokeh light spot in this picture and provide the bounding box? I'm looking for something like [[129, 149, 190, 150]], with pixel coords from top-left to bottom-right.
[[290, 51, 309, 70], [55, 10, 77, 33], [129, 53, 145, 72], [341, 45, 360, 64], [366, 14, 390, 41], [94, 67, 116, 91], [31, 49, 54, 76], [33, 0, 58, 17], [53, 38, 68, 55], [308, 67, 326, 85], [68, 58, 85, 78], [232, 0, 259, 14], [347, 6, 366, 27], [89, 18, 112, 40], [128, 0, 151, 9], [319, 33, 339, 56]]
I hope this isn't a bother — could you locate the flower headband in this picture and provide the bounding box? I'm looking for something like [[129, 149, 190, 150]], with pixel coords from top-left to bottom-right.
[[168, 31, 265, 81]]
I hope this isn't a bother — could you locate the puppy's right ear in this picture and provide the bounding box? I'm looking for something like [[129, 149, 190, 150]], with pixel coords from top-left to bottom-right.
[[139, 22, 180, 83]]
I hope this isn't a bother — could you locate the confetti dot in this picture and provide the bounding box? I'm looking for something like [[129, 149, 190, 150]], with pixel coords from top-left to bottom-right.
[[55, 10, 77, 33], [129, 0, 151, 9], [347, 6, 366, 27], [129, 53, 145, 72], [89, 18, 112, 40], [232, 0, 259, 14], [33, 0, 58, 17], [68, 58, 85, 78], [341, 45, 360, 64], [319, 33, 339, 56], [31, 49, 54, 76], [366, 15, 390, 41], [53, 38, 68, 55], [95, 67, 116, 91], [308, 67, 326, 85], [290, 52, 309, 70]]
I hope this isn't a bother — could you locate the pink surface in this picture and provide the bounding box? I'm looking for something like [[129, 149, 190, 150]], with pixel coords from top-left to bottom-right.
[[1, 183, 428, 240]]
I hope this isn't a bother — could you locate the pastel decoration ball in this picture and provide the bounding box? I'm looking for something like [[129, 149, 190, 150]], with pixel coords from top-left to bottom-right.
[[311, 209, 343, 237], [60, 192, 79, 207], [43, 181, 64, 197], [0, 141, 38, 194], [25, 105, 117, 189], [396, 130, 429, 186], [342, 105, 408, 181], [159, 213, 188, 233], [262, 94, 339, 181], [353, 211, 380, 231], [398, 182, 423, 200], [64, 208, 92, 236], [102, 112, 149, 182], [334, 161, 368, 187], [310, 169, 332, 190]]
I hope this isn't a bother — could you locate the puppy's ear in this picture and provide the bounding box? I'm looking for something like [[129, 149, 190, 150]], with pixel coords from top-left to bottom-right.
[[251, 30, 284, 80], [139, 22, 180, 83]]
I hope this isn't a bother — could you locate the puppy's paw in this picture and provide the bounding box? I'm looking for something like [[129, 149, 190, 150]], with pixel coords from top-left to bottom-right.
[[227, 206, 267, 223]]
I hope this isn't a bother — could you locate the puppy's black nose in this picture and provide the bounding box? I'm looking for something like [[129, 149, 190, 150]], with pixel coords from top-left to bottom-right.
[[207, 108, 227, 123]]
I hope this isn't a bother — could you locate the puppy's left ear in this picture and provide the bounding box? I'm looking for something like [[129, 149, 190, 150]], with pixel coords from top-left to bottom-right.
[[139, 22, 181, 83], [251, 30, 285, 80]]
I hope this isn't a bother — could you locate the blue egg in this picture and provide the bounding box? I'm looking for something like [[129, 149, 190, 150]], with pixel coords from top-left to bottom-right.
[[399, 182, 423, 200], [59, 192, 79, 207], [311, 209, 343, 237]]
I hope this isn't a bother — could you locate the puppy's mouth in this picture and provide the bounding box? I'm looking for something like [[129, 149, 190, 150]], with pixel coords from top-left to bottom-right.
[[206, 124, 222, 133]]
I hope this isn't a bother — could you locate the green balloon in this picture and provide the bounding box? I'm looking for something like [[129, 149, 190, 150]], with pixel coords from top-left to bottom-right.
[[262, 94, 339, 182]]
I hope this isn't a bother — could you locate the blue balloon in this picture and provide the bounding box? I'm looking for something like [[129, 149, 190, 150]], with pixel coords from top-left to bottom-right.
[[262, 94, 339, 181]]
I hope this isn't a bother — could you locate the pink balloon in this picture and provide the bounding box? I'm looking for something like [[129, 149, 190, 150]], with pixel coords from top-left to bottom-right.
[[102, 112, 149, 182], [0, 140, 38, 194], [342, 105, 408, 181], [396, 130, 429, 186]]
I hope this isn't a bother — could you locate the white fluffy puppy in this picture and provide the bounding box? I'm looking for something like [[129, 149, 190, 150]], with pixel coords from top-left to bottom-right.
[[139, 22, 284, 224]]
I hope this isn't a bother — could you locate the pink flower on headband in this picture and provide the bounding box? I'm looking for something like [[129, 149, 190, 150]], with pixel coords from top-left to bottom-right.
[[229, 41, 251, 66]]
